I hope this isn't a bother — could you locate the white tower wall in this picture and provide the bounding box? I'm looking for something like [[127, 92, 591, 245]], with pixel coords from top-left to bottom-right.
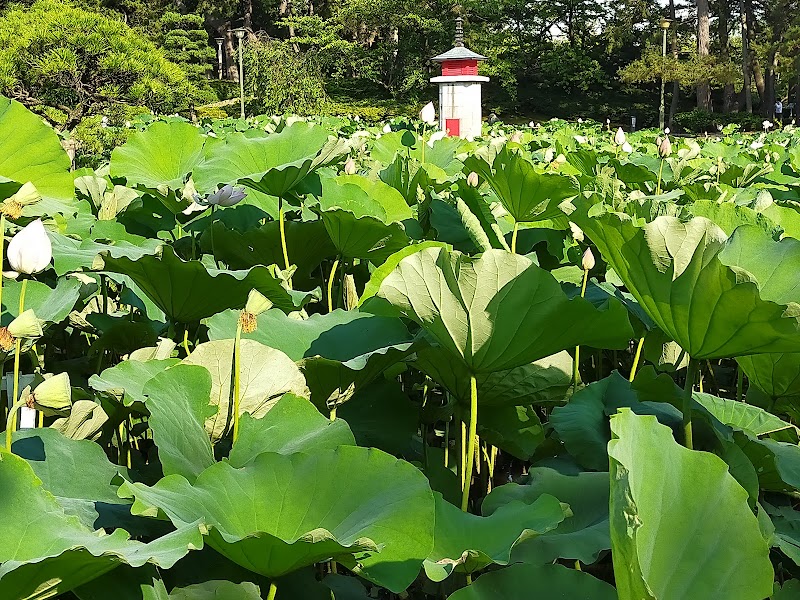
[[431, 75, 490, 140]]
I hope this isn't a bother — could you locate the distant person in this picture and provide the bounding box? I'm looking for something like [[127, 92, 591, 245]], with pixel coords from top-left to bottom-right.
[[775, 100, 783, 125], [488, 113, 499, 125]]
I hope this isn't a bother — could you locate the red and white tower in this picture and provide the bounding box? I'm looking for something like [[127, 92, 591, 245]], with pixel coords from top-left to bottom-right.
[[430, 18, 489, 139]]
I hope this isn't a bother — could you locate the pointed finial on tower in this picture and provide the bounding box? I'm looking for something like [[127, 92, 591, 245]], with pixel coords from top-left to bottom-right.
[[455, 17, 464, 47]]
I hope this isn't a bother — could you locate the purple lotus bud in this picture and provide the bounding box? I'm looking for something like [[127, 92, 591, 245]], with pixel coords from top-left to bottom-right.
[[202, 184, 248, 207]]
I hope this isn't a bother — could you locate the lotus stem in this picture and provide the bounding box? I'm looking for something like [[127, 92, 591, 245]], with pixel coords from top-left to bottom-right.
[[629, 336, 645, 382], [329, 406, 337, 421], [266, 582, 278, 600], [444, 418, 450, 467], [460, 414, 466, 488], [421, 124, 426, 165], [736, 367, 744, 402], [574, 267, 590, 393], [101, 274, 108, 314], [575, 560, 582, 571], [511, 222, 519, 254], [210, 205, 220, 269], [5, 396, 28, 451], [278, 198, 292, 288], [232, 320, 243, 443], [465, 573, 473, 585], [461, 374, 478, 512], [657, 159, 664, 195], [9, 278, 27, 445], [682, 359, 699, 449], [327, 257, 340, 313], [183, 328, 191, 357]]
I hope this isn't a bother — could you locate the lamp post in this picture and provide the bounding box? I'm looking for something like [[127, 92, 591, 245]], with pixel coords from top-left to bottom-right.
[[215, 37, 225, 80], [232, 27, 247, 119], [659, 18, 672, 131]]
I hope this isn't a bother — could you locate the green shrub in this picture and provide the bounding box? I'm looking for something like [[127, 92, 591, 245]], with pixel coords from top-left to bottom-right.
[[674, 109, 764, 133]]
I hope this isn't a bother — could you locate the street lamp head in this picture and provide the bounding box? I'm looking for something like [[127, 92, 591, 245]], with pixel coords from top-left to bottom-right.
[[660, 18, 672, 30], [232, 27, 247, 40], [215, 37, 225, 43]]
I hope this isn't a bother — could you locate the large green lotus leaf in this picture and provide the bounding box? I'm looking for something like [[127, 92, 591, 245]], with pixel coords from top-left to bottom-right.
[[228, 394, 356, 468], [463, 147, 576, 223], [608, 409, 773, 600], [320, 175, 412, 224], [101, 246, 317, 321], [0, 96, 75, 216], [11, 428, 127, 529], [445, 563, 617, 600], [471, 404, 545, 460], [52, 400, 108, 441], [550, 370, 684, 471], [688, 199, 782, 238], [184, 339, 308, 442], [737, 352, 800, 405], [199, 220, 336, 278], [764, 504, 800, 567], [89, 359, 181, 407], [206, 308, 414, 407], [169, 581, 263, 600], [142, 364, 216, 481], [377, 247, 633, 373], [50, 231, 162, 276], [120, 446, 435, 593], [0, 450, 203, 600], [423, 493, 565, 582], [371, 131, 464, 176], [719, 224, 800, 304], [576, 212, 800, 359], [692, 392, 796, 437], [415, 347, 573, 407], [193, 123, 344, 196], [358, 241, 449, 305], [1, 277, 81, 324], [110, 121, 206, 195], [483, 468, 610, 566], [320, 209, 411, 262]]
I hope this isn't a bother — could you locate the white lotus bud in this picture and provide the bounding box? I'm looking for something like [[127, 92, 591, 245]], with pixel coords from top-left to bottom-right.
[[419, 102, 436, 125], [622, 142, 633, 153], [7, 219, 52, 275], [466, 172, 479, 187], [544, 148, 555, 162], [510, 131, 523, 143], [383, 123, 392, 133], [664, 127, 670, 135], [344, 157, 357, 175], [582, 247, 596, 271], [554, 153, 567, 165], [577, 118, 584, 124], [615, 128, 627, 146], [574, 135, 587, 144], [569, 222, 585, 243], [528, 121, 536, 128]]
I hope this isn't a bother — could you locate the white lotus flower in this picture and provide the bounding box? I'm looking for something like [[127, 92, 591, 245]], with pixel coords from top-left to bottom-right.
[[427, 130, 446, 147], [665, 127, 670, 135], [750, 141, 765, 150], [466, 172, 479, 187], [198, 184, 247, 207], [528, 121, 536, 128], [614, 128, 627, 146], [574, 135, 587, 145], [622, 142, 633, 153], [182, 201, 207, 216], [419, 102, 436, 125], [344, 157, 357, 175], [569, 222, 585, 243], [582, 248, 596, 271], [383, 123, 392, 133], [577, 118, 584, 124], [7, 219, 52, 275], [763, 120, 773, 131]]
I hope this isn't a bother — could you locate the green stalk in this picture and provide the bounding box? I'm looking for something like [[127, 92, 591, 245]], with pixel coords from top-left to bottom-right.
[[329, 406, 337, 421], [629, 336, 645, 382], [183, 328, 191, 357], [736, 367, 744, 402], [5, 396, 28, 451], [327, 257, 340, 313], [278, 197, 292, 288], [421, 123, 426, 164], [232, 320, 243, 442], [682, 358, 699, 449], [266, 582, 278, 600], [461, 374, 478, 512], [210, 205, 220, 268], [9, 278, 27, 446], [656, 159, 664, 195], [443, 418, 450, 467], [511, 222, 520, 254], [101, 274, 108, 314], [573, 268, 590, 394]]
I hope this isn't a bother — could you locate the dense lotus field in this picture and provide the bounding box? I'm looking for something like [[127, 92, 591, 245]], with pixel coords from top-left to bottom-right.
[[3, 92, 800, 600]]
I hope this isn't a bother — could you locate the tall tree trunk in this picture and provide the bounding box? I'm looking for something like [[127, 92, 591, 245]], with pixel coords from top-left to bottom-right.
[[740, 0, 752, 112], [719, 0, 735, 112], [668, 0, 680, 127], [696, 0, 712, 110], [243, 0, 253, 31]]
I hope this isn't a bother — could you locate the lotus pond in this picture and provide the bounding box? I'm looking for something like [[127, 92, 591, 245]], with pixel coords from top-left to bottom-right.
[[2, 94, 800, 599]]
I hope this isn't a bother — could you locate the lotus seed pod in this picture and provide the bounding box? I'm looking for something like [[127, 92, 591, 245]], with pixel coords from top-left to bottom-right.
[[7, 219, 52, 275], [582, 247, 596, 271]]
